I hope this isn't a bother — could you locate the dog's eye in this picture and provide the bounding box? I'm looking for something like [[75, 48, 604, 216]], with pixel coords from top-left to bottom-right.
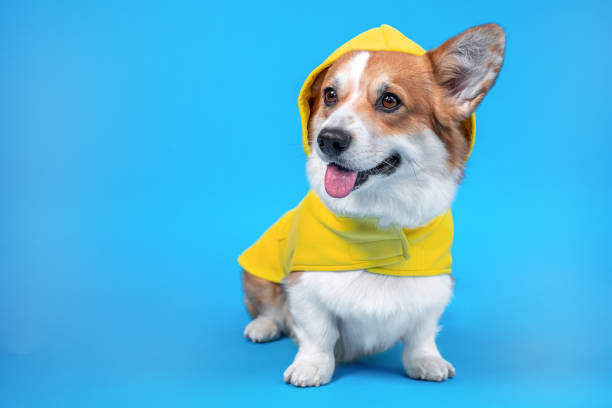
[[379, 92, 401, 111], [323, 87, 337, 106]]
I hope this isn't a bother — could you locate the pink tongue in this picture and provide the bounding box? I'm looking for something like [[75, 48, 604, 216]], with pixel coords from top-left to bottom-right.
[[324, 163, 357, 198]]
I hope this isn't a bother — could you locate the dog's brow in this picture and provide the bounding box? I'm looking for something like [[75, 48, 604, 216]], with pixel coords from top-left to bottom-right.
[[332, 78, 340, 91], [377, 83, 389, 96]]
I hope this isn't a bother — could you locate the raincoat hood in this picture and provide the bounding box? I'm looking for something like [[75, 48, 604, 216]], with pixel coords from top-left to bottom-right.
[[239, 25, 470, 283]]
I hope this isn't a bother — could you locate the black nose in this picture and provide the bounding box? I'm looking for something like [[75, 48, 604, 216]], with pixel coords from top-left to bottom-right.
[[317, 128, 352, 157]]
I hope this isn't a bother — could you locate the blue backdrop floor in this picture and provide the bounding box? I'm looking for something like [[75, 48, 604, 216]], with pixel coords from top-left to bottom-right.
[[1, 1, 611, 406]]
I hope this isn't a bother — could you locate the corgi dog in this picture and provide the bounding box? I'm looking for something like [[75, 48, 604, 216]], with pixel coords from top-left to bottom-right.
[[240, 23, 505, 387]]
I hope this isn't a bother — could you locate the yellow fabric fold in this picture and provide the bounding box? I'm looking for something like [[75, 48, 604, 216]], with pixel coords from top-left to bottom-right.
[[238, 191, 453, 283]]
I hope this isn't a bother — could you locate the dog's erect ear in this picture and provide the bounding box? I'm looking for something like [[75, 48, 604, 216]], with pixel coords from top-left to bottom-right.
[[428, 23, 505, 119]]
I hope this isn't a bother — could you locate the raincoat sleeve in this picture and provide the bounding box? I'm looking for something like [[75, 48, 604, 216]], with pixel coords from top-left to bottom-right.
[[238, 208, 296, 283]]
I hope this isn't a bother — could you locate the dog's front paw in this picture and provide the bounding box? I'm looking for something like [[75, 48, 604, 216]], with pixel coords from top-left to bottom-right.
[[244, 316, 281, 343], [283, 357, 334, 387], [404, 355, 455, 382]]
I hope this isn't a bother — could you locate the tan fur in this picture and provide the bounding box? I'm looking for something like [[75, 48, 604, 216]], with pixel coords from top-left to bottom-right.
[[242, 270, 283, 318], [307, 67, 329, 145], [242, 270, 303, 321], [242, 270, 294, 337]]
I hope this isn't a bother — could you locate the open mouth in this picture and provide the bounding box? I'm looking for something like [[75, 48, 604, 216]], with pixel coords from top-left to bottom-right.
[[324, 153, 401, 198]]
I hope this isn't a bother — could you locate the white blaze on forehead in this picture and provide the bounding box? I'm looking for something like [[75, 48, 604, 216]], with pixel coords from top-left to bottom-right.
[[344, 51, 370, 92], [323, 52, 370, 129]]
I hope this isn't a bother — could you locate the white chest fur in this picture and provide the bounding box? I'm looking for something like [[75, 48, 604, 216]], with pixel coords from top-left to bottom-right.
[[285, 270, 454, 362]]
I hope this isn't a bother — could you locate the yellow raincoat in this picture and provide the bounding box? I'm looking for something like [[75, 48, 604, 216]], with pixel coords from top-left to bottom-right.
[[238, 25, 476, 283]]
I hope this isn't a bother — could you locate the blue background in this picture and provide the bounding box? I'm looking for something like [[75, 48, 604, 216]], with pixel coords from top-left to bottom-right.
[[1, 0, 611, 406]]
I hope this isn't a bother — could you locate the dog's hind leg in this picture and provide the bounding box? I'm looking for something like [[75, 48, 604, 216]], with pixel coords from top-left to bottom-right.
[[242, 270, 291, 342]]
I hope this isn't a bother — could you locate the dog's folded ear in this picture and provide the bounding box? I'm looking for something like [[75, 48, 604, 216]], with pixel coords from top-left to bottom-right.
[[306, 67, 329, 140], [308, 67, 329, 110], [428, 23, 506, 119]]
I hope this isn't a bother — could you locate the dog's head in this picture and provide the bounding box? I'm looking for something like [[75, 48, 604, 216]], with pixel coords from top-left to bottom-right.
[[304, 24, 505, 228]]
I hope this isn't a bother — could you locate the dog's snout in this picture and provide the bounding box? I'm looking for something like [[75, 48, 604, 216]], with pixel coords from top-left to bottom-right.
[[317, 128, 352, 158]]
